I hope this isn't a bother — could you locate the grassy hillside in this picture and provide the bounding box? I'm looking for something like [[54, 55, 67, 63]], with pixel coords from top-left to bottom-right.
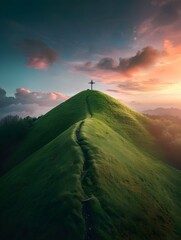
[[0, 123, 86, 239], [0, 90, 180, 240], [80, 117, 181, 239], [4, 91, 89, 172]]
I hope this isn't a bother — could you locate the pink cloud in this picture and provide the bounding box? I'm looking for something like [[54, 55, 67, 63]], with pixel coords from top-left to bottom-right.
[[26, 57, 49, 69], [73, 39, 181, 99], [135, 0, 181, 48], [74, 46, 163, 79], [18, 39, 58, 69], [15, 88, 67, 106], [16, 88, 31, 93], [0, 87, 68, 119]]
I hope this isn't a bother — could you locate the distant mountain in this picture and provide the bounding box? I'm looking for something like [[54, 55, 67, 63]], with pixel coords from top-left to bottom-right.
[[143, 107, 181, 118], [0, 90, 180, 240]]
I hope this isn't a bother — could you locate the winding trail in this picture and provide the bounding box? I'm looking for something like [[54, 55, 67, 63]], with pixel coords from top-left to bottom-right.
[[75, 93, 94, 240], [86, 95, 93, 118]]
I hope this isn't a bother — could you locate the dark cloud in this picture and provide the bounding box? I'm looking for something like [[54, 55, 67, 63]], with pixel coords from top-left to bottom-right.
[[75, 61, 94, 73], [20, 39, 47, 51], [0, 87, 67, 118], [106, 89, 120, 93], [150, 0, 177, 7], [75, 46, 162, 76], [152, 0, 181, 26], [117, 47, 162, 74], [0, 88, 6, 97], [18, 39, 58, 69], [96, 58, 115, 70], [0, 88, 15, 107]]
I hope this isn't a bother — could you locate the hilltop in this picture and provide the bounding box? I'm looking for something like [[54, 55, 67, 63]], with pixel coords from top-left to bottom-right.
[[0, 90, 180, 240]]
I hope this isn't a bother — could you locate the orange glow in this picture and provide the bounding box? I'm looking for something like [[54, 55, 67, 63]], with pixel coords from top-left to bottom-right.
[[93, 40, 181, 94], [74, 39, 181, 110]]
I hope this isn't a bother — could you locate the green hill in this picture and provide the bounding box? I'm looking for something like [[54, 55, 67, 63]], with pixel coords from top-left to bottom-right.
[[0, 90, 180, 240]]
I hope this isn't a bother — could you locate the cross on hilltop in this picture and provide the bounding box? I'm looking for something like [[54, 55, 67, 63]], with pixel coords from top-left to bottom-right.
[[89, 80, 95, 90]]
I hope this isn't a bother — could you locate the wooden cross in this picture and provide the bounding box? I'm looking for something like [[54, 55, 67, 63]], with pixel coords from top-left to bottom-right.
[[89, 80, 95, 90]]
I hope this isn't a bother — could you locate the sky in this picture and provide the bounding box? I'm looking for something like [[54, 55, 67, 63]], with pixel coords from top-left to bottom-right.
[[0, 0, 181, 118]]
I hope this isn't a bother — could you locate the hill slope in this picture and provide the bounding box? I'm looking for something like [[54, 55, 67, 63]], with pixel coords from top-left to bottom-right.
[[0, 90, 180, 240]]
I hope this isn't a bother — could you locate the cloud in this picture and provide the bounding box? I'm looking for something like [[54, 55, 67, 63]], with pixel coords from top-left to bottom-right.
[[0, 88, 15, 107], [152, 0, 180, 27], [137, 0, 181, 45], [18, 39, 58, 69], [0, 103, 52, 120], [96, 58, 115, 70], [116, 40, 181, 92], [73, 40, 181, 96], [106, 78, 172, 94], [15, 88, 67, 106], [0, 88, 67, 119], [0, 88, 6, 97], [106, 89, 120, 93], [74, 61, 94, 73], [117, 78, 172, 92], [74, 46, 163, 77], [117, 47, 163, 76], [150, 0, 177, 7]]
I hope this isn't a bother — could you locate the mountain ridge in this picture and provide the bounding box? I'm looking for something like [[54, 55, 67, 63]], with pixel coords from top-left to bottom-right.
[[0, 90, 180, 240]]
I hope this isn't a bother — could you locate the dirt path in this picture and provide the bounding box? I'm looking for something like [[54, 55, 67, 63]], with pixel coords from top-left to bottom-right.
[[75, 93, 94, 240], [86, 95, 93, 118]]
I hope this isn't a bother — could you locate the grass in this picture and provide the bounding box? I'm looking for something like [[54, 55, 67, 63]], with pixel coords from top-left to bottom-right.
[[80, 117, 181, 239], [6, 91, 89, 172], [0, 123, 85, 239], [0, 90, 180, 240]]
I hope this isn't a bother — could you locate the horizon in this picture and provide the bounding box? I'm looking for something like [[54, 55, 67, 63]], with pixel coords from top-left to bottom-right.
[[1, 0, 181, 118], [1, 89, 181, 120]]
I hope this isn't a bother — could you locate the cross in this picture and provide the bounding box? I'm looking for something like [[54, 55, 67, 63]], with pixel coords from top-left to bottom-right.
[[89, 80, 95, 90]]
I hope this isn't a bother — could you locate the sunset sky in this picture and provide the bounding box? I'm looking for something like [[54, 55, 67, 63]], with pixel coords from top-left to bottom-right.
[[0, 0, 181, 118]]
